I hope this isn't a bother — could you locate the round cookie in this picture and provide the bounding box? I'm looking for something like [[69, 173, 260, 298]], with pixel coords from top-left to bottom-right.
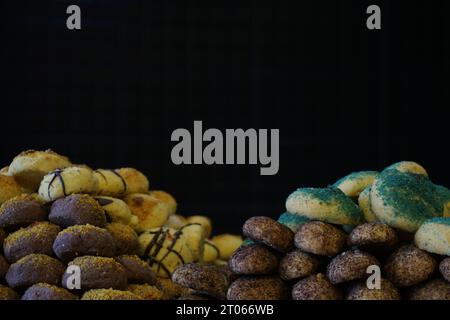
[[439, 258, 450, 282], [211, 234, 243, 260], [385, 161, 428, 176], [116, 168, 149, 194], [415, 217, 450, 255], [149, 190, 177, 217], [0, 175, 22, 206], [49, 194, 107, 228], [127, 284, 163, 300], [358, 186, 378, 222], [53, 224, 116, 262], [186, 215, 212, 238], [370, 169, 444, 232], [227, 276, 288, 300], [81, 289, 141, 300], [95, 196, 138, 227], [333, 170, 379, 198], [286, 187, 362, 225], [3, 221, 61, 262], [409, 279, 450, 300], [115, 255, 156, 284], [172, 263, 229, 299], [124, 193, 171, 232], [165, 214, 188, 229], [242, 216, 294, 253], [180, 223, 206, 262], [347, 222, 398, 253], [326, 250, 379, 284], [292, 273, 342, 300], [279, 250, 320, 281], [38, 167, 98, 202], [106, 222, 140, 256], [0, 255, 8, 278], [436, 184, 450, 217], [0, 284, 19, 300], [202, 239, 221, 263], [6, 254, 65, 289], [22, 283, 79, 300], [93, 169, 127, 197], [384, 245, 436, 287], [229, 244, 279, 275], [346, 278, 400, 300], [139, 227, 194, 278], [295, 221, 347, 256], [8, 149, 72, 191], [0, 195, 47, 230], [277, 211, 310, 233], [62, 256, 127, 290]]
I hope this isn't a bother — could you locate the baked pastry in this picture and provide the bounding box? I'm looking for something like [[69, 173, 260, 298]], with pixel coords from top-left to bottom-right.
[[49, 194, 107, 228], [229, 244, 279, 275], [181, 223, 206, 261], [38, 167, 98, 202], [409, 279, 450, 300], [0, 195, 47, 230], [149, 190, 177, 217], [115, 254, 157, 284], [277, 211, 309, 233], [243, 216, 294, 253], [185, 215, 212, 238], [227, 276, 289, 300], [346, 278, 400, 300], [93, 169, 127, 197], [294, 221, 347, 256], [211, 234, 243, 260], [8, 150, 71, 191], [22, 283, 79, 300], [202, 239, 221, 262], [278, 250, 320, 281], [115, 168, 149, 194], [106, 222, 140, 256], [165, 214, 188, 229], [333, 171, 378, 198], [3, 221, 60, 262], [53, 224, 116, 262], [124, 193, 171, 232], [95, 196, 138, 227], [439, 258, 450, 283], [347, 222, 398, 253], [0, 175, 22, 206], [385, 161, 428, 176], [127, 284, 163, 300], [81, 289, 141, 300], [415, 217, 450, 255], [292, 273, 342, 300], [0, 284, 19, 300], [156, 277, 190, 300], [286, 187, 362, 225], [326, 250, 379, 284], [358, 186, 378, 222]]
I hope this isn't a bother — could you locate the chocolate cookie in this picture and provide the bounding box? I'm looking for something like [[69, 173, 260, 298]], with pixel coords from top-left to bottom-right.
[[292, 273, 342, 300], [278, 250, 320, 281], [409, 279, 450, 300], [22, 283, 79, 300], [0, 284, 19, 300], [294, 221, 347, 256], [346, 278, 400, 300], [242, 216, 294, 253], [106, 223, 139, 256], [227, 276, 289, 300], [0, 195, 47, 231], [439, 257, 450, 283], [115, 255, 156, 285], [347, 222, 398, 253], [326, 250, 379, 284], [6, 254, 65, 289], [53, 224, 115, 262], [229, 244, 279, 275]]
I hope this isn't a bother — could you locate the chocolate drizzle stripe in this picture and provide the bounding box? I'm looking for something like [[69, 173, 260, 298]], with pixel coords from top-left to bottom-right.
[[147, 256, 171, 278], [205, 241, 220, 258], [47, 169, 66, 199], [159, 229, 185, 266], [111, 170, 127, 193]]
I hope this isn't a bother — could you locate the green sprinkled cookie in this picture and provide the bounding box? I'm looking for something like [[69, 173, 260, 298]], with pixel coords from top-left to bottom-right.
[[333, 171, 379, 198], [385, 161, 428, 176], [415, 217, 450, 256], [277, 211, 309, 232], [358, 186, 378, 222]]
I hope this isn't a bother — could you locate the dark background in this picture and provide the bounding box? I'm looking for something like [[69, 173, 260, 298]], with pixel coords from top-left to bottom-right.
[[1, 1, 449, 234]]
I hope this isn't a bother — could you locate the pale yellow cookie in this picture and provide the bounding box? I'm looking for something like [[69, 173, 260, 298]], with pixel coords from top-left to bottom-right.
[[148, 190, 177, 216], [93, 169, 127, 197], [0, 175, 22, 205], [124, 193, 171, 232], [333, 171, 378, 198], [186, 215, 212, 238], [165, 214, 188, 229], [202, 239, 220, 263], [385, 161, 428, 176], [211, 234, 243, 260], [358, 186, 378, 222], [94, 196, 138, 227], [415, 218, 450, 256], [180, 223, 206, 262], [116, 168, 149, 194]]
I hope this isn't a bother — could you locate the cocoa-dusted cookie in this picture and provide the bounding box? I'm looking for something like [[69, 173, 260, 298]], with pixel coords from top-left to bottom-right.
[[326, 250, 379, 284], [0, 255, 9, 278], [22, 283, 79, 300], [6, 254, 65, 289], [0, 284, 19, 300], [346, 278, 400, 300], [106, 223, 140, 256], [156, 277, 190, 300], [0, 195, 47, 231], [229, 244, 279, 275], [62, 256, 127, 290], [115, 255, 156, 285], [53, 224, 115, 262], [294, 221, 347, 256], [227, 276, 289, 300], [409, 279, 450, 300], [172, 263, 229, 299], [81, 289, 142, 300], [439, 258, 450, 282], [4, 221, 61, 262], [127, 284, 163, 300], [279, 250, 320, 281], [384, 245, 436, 287], [347, 222, 398, 253], [49, 194, 106, 228], [292, 273, 342, 300], [242, 216, 294, 253]]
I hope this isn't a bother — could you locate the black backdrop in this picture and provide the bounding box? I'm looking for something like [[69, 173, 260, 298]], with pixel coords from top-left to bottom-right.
[[1, 1, 449, 234]]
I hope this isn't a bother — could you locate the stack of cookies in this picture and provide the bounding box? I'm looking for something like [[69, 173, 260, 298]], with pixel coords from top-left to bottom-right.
[[227, 161, 450, 300], [0, 149, 242, 300]]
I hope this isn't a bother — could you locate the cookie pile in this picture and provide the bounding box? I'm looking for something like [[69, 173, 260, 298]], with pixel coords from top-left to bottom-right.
[[0, 149, 242, 300], [227, 161, 450, 300]]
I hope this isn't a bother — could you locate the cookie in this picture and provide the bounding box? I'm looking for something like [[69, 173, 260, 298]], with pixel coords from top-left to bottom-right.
[[165, 214, 188, 229], [95, 196, 138, 227], [53, 224, 116, 262], [358, 186, 378, 222], [0, 195, 47, 230], [370, 169, 443, 232], [8, 149, 71, 191], [211, 234, 243, 260], [326, 250, 379, 284], [62, 256, 127, 290], [180, 223, 206, 262], [333, 171, 378, 198], [49, 194, 107, 228], [292, 273, 342, 300], [124, 193, 171, 232], [38, 167, 98, 202], [286, 187, 362, 225], [186, 215, 212, 238], [115, 168, 149, 194], [385, 161, 428, 176], [6, 254, 65, 289], [3, 221, 61, 262], [439, 258, 450, 283], [347, 222, 398, 253], [229, 244, 279, 275], [22, 283, 79, 300], [93, 169, 127, 197], [149, 190, 178, 217], [294, 221, 346, 256], [243, 216, 294, 253], [202, 239, 221, 263], [156, 277, 190, 300], [115, 255, 156, 284], [346, 278, 400, 300], [0, 284, 19, 300], [384, 245, 436, 287], [277, 211, 310, 233], [106, 222, 140, 256], [227, 276, 288, 300], [0, 175, 22, 206], [409, 279, 450, 300], [127, 284, 163, 300], [81, 289, 141, 300], [279, 250, 320, 281], [415, 217, 450, 255]]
